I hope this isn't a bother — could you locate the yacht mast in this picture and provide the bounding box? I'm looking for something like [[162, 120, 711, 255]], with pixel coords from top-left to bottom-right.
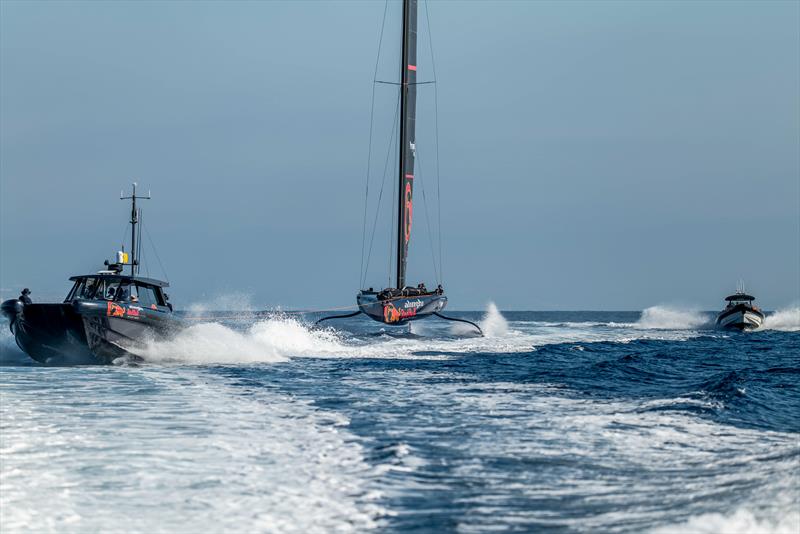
[[395, 0, 418, 289]]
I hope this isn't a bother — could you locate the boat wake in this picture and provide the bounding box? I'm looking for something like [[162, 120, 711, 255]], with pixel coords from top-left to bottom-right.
[[130, 302, 721, 365], [133, 315, 344, 364], [633, 305, 711, 330], [761, 306, 800, 332], [651, 503, 799, 534]]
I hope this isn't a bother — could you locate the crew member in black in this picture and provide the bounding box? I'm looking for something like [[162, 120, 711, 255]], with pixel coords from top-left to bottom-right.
[[19, 288, 32, 305]]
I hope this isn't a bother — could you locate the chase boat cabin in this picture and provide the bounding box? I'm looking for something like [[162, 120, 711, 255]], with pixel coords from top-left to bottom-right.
[[66, 272, 171, 312]]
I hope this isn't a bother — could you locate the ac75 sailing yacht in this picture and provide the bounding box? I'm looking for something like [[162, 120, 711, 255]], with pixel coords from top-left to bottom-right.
[[318, 0, 481, 335]]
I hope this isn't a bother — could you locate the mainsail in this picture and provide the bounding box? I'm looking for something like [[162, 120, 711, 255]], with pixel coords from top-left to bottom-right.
[[396, 0, 418, 290]]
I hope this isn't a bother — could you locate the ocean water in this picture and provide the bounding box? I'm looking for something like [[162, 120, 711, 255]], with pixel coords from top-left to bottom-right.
[[1, 305, 798, 533]]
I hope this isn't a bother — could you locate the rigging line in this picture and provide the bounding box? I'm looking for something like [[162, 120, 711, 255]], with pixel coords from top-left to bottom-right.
[[415, 149, 441, 285], [140, 224, 150, 278], [136, 209, 143, 275], [425, 0, 444, 283], [360, 0, 391, 289], [363, 86, 402, 286], [360, 83, 378, 288], [143, 222, 169, 283]]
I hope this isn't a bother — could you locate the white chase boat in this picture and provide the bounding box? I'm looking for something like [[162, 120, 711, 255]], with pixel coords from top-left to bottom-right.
[[716, 285, 765, 331]]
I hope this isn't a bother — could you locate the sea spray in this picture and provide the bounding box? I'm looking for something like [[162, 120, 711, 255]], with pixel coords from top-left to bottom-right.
[[481, 302, 510, 337], [136, 315, 343, 364], [635, 305, 710, 330], [446, 302, 509, 337], [762, 307, 800, 332]]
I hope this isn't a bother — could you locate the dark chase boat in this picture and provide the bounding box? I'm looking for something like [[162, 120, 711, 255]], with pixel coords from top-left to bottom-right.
[[715, 283, 765, 331], [2, 184, 180, 364], [318, 0, 481, 335]]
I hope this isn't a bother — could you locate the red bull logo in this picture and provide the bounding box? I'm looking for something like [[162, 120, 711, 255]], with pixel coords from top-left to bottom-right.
[[106, 301, 142, 319], [383, 301, 419, 324], [107, 302, 125, 317]]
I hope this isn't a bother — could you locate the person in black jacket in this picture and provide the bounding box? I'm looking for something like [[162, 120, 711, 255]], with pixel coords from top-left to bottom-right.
[[19, 288, 32, 305]]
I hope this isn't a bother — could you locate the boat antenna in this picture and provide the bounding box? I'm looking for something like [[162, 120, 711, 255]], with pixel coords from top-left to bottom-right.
[[120, 182, 151, 276]]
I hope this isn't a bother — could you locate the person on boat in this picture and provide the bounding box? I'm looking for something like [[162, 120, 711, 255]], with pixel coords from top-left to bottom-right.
[[116, 286, 129, 301], [19, 288, 32, 305], [84, 281, 97, 299]]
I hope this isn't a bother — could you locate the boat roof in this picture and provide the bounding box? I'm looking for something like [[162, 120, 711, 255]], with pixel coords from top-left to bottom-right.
[[69, 273, 169, 288], [725, 293, 754, 301]]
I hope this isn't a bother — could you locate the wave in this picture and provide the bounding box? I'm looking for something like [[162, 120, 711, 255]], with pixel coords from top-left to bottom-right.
[[634, 306, 710, 330], [134, 315, 344, 364], [762, 307, 800, 332]]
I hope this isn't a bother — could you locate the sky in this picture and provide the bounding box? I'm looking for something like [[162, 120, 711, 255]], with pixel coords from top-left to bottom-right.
[[1, 0, 798, 310]]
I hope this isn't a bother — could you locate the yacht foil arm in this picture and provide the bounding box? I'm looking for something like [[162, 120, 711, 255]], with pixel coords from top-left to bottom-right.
[[315, 310, 363, 326], [433, 312, 483, 336]]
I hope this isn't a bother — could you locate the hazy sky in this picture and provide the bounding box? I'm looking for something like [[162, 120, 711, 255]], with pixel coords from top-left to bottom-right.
[[1, 0, 798, 310]]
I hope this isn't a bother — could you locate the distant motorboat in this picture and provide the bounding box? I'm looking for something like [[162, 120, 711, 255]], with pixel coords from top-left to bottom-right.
[[716, 285, 764, 331]]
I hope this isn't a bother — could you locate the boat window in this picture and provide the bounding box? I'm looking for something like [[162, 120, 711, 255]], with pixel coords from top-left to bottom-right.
[[136, 284, 160, 308], [115, 283, 132, 302], [76, 278, 98, 299], [104, 281, 119, 300], [92, 279, 111, 300], [64, 280, 81, 302]]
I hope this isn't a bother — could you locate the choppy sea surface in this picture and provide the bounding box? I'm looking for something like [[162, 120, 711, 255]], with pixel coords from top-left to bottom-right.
[[1, 305, 798, 533]]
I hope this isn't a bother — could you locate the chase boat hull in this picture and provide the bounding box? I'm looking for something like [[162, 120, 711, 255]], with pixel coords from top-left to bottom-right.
[[715, 304, 764, 331], [2, 299, 180, 365]]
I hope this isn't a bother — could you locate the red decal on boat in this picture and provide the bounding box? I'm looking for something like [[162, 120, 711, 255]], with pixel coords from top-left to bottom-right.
[[107, 302, 125, 318], [126, 307, 140, 317], [384, 303, 402, 323], [408, 65, 416, 71]]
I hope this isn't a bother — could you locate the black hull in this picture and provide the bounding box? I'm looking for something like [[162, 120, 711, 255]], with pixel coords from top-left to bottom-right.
[[357, 291, 447, 325], [2, 299, 181, 365]]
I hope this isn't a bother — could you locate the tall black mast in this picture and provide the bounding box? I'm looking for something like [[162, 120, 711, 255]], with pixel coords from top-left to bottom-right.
[[121, 183, 150, 276], [396, 0, 418, 290]]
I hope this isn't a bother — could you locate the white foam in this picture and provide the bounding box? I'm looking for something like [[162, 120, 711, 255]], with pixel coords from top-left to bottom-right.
[[135, 315, 343, 364], [480, 302, 509, 337], [0, 368, 386, 532], [449, 302, 509, 337], [650, 507, 800, 534], [762, 307, 800, 332], [634, 305, 710, 330]]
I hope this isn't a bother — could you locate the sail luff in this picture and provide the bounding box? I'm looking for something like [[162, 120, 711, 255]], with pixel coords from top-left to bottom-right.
[[396, 0, 417, 290]]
